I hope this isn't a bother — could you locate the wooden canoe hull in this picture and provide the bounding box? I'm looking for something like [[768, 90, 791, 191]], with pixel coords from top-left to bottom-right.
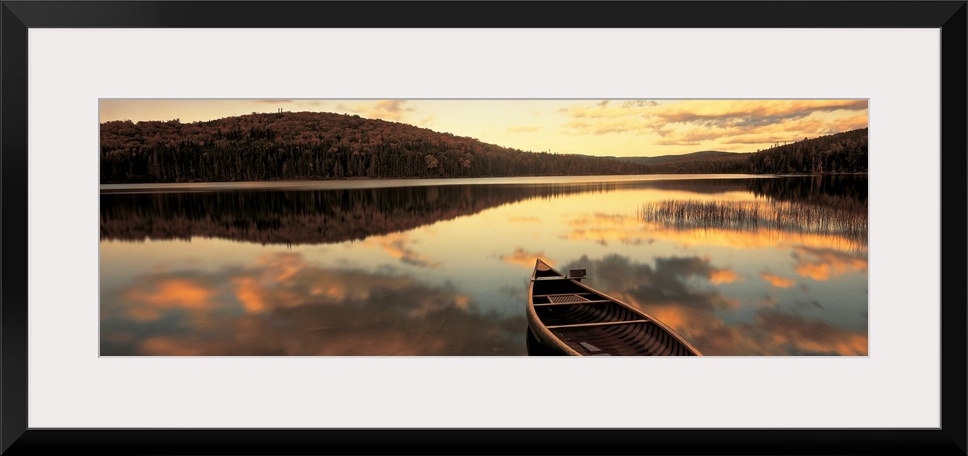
[[527, 259, 701, 356]]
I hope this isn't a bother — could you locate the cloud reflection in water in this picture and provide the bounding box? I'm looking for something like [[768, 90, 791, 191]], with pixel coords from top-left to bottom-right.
[[563, 255, 867, 356], [102, 252, 524, 356]]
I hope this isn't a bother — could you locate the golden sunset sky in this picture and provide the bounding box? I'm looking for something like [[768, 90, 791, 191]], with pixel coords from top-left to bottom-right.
[[99, 99, 868, 157]]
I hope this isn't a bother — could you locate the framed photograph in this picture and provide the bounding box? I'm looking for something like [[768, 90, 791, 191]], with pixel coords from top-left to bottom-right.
[[2, 1, 965, 455]]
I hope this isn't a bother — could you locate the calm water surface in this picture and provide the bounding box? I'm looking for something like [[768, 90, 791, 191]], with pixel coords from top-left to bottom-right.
[[100, 174, 868, 356]]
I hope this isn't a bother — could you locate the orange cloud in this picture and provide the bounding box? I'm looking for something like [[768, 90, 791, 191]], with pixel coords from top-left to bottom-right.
[[617, 291, 866, 356], [761, 272, 796, 288], [311, 282, 347, 300], [139, 336, 206, 356], [709, 269, 742, 284], [558, 99, 868, 151], [339, 100, 414, 121], [654, 100, 867, 123], [258, 252, 303, 283], [793, 247, 868, 281], [103, 255, 528, 356], [562, 255, 866, 356], [501, 248, 550, 269], [372, 99, 410, 114], [232, 276, 266, 313], [123, 278, 216, 321], [364, 233, 440, 268]]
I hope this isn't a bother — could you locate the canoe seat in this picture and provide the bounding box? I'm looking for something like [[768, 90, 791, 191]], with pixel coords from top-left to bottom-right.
[[548, 293, 590, 304], [533, 293, 612, 308], [532, 292, 595, 299], [533, 299, 611, 308]]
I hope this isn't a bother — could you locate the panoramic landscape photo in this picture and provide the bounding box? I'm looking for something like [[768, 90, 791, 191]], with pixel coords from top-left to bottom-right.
[[99, 99, 868, 356]]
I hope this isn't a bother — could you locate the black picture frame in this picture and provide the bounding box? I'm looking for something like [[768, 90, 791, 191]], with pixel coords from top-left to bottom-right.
[[2, 1, 965, 455]]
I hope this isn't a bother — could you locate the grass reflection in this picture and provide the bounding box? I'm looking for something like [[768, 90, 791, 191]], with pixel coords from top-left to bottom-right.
[[639, 198, 867, 249]]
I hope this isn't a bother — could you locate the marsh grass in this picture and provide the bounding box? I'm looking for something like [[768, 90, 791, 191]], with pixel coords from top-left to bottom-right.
[[639, 198, 868, 246]]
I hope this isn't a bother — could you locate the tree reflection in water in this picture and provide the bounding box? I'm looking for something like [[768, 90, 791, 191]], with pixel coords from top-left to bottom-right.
[[100, 175, 868, 356]]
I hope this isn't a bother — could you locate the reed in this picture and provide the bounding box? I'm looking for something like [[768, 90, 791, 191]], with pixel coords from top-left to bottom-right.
[[638, 198, 868, 246]]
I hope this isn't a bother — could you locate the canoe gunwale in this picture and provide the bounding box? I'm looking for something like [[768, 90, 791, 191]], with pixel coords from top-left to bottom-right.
[[527, 258, 702, 356]]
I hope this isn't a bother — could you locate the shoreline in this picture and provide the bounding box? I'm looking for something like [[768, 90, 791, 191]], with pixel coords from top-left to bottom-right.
[[98, 173, 791, 193]]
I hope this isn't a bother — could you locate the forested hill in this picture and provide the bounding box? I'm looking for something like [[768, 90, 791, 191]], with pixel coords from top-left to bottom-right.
[[621, 128, 868, 174], [617, 151, 752, 174], [99, 111, 649, 183], [619, 151, 745, 166], [746, 127, 867, 174]]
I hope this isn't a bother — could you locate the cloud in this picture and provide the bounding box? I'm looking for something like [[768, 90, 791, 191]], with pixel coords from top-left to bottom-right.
[[366, 100, 414, 121], [557, 99, 868, 149], [102, 252, 525, 356], [557, 254, 867, 356], [752, 309, 867, 355], [565, 254, 740, 312], [500, 248, 550, 269], [559, 100, 659, 120], [761, 272, 797, 288], [654, 100, 868, 125], [621, 100, 659, 108], [138, 337, 208, 356], [709, 269, 742, 284], [364, 233, 440, 268], [373, 99, 411, 114], [793, 246, 868, 281], [650, 100, 868, 144], [339, 100, 415, 122], [122, 278, 218, 322], [656, 139, 703, 146]]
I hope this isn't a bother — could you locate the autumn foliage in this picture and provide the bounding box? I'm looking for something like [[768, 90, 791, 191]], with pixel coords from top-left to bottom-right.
[[100, 111, 868, 183], [100, 111, 650, 183]]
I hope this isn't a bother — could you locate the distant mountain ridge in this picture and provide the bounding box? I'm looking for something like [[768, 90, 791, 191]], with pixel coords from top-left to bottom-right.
[[615, 150, 751, 166], [613, 128, 867, 174]]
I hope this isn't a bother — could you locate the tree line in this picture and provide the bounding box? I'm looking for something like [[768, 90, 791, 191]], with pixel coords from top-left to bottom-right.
[[100, 111, 868, 183], [100, 112, 650, 183], [101, 182, 641, 245], [636, 128, 867, 175]]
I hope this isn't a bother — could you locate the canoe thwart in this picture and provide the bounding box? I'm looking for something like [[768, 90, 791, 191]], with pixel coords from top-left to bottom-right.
[[532, 292, 595, 299], [533, 299, 612, 307], [546, 319, 651, 330], [527, 258, 702, 356]]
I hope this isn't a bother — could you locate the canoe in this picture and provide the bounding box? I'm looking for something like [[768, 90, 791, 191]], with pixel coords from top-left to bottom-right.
[[527, 258, 702, 356]]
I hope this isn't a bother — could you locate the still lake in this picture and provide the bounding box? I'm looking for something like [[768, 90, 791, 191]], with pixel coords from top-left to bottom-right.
[[100, 174, 868, 356]]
